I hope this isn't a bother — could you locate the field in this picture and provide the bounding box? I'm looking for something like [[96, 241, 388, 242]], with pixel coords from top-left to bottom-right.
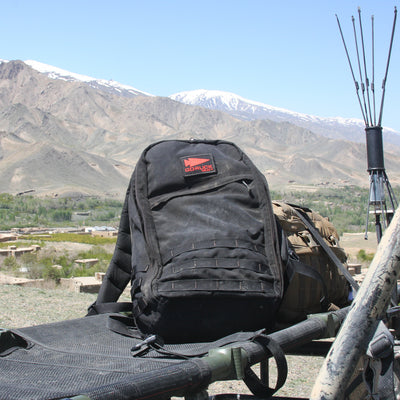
[[340, 231, 378, 261], [2, 185, 399, 234]]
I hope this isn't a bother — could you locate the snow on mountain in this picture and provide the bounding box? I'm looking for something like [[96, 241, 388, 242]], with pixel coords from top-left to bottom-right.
[[170, 89, 319, 121], [169, 89, 400, 146], [169, 89, 360, 123], [24, 60, 152, 98]]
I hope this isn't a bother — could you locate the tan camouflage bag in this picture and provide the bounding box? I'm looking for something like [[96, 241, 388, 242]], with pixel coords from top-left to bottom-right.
[[273, 201, 351, 324]]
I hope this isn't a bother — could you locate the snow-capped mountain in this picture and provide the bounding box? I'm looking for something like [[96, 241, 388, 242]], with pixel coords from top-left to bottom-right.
[[24, 60, 152, 99], [169, 89, 400, 146], [170, 89, 327, 123], [2, 59, 399, 146]]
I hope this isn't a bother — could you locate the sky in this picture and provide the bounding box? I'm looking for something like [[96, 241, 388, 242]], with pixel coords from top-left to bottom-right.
[[1, 0, 399, 131]]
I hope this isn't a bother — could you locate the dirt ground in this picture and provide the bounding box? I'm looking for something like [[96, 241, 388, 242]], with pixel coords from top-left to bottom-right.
[[340, 231, 378, 261]]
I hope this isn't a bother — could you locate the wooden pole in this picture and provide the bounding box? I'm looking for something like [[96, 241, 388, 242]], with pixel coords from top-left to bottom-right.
[[310, 205, 400, 399]]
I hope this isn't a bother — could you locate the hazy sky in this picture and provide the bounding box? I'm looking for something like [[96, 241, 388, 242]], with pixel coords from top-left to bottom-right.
[[1, 0, 399, 131]]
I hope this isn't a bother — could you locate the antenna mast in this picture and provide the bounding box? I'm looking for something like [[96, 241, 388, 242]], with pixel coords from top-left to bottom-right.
[[336, 7, 398, 243]]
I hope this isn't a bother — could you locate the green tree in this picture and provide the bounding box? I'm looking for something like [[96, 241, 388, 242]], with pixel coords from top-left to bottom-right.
[[357, 249, 375, 263], [51, 210, 72, 222], [2, 256, 20, 272]]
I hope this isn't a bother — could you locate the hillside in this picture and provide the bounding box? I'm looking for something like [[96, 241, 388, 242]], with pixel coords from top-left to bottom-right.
[[1, 60, 399, 197], [170, 89, 400, 146]]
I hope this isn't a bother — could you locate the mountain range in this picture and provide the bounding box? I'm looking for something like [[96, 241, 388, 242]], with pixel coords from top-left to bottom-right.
[[170, 89, 400, 146], [0, 59, 399, 198]]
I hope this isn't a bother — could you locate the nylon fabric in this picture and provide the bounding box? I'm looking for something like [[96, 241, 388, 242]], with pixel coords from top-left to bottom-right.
[[161, 238, 266, 265], [0, 315, 212, 400], [94, 187, 132, 305], [156, 278, 274, 293], [273, 201, 350, 323], [120, 140, 285, 342]]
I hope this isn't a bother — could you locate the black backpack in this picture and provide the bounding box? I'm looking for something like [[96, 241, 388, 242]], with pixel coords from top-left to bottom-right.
[[92, 140, 285, 342]]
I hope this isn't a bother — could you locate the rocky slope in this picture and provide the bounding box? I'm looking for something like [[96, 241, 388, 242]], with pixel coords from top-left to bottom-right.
[[0, 60, 399, 197]]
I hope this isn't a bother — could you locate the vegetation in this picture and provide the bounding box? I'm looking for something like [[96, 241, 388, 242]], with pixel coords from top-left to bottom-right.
[[21, 233, 117, 245], [1, 186, 398, 280], [0, 245, 113, 282], [1, 187, 397, 235], [271, 185, 400, 236], [357, 249, 375, 263], [0, 193, 123, 230], [0, 194, 122, 282]]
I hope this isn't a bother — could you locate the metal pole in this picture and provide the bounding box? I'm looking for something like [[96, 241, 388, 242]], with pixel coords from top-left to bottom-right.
[[375, 212, 382, 243], [352, 15, 370, 126], [378, 6, 397, 126], [310, 205, 400, 400], [335, 14, 368, 125], [358, 7, 373, 125], [385, 171, 399, 217], [371, 15, 376, 125]]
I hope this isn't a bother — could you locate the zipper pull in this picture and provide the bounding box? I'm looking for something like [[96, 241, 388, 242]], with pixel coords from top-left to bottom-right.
[[242, 180, 254, 198]]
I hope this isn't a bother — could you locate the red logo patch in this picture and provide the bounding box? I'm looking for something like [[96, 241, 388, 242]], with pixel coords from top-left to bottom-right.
[[181, 154, 216, 176]]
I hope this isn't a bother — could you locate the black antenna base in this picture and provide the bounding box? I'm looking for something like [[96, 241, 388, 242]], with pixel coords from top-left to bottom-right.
[[365, 126, 385, 171]]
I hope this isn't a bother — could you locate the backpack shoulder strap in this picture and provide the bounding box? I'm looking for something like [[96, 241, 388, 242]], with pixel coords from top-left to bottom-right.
[[92, 183, 133, 307], [286, 252, 330, 311], [291, 206, 359, 292], [86, 301, 132, 316]]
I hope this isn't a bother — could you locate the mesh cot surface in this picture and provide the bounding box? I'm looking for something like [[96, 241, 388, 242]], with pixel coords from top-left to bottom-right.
[[0, 314, 214, 400]]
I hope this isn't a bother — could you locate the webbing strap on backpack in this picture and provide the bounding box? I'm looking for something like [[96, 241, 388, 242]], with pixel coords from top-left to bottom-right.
[[286, 251, 329, 311], [106, 313, 288, 398], [106, 314, 261, 358], [291, 206, 359, 293], [87, 301, 132, 316], [244, 334, 288, 398]]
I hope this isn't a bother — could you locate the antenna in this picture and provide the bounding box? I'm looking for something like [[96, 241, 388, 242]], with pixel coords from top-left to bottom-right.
[[378, 6, 397, 126], [351, 13, 370, 126], [358, 8, 373, 126], [371, 15, 376, 125], [335, 15, 368, 125], [336, 7, 398, 243]]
